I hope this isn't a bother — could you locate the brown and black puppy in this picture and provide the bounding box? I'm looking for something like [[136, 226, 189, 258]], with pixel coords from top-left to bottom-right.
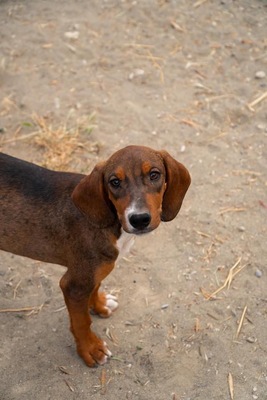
[[0, 145, 191, 367]]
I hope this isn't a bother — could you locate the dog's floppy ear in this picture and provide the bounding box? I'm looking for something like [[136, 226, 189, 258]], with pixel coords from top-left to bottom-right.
[[71, 162, 116, 228], [159, 150, 191, 222]]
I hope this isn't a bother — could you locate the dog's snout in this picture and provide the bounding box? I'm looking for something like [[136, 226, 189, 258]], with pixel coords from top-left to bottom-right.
[[129, 212, 151, 230]]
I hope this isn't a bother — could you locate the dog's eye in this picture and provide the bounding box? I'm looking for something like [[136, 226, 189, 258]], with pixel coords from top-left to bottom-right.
[[149, 170, 160, 181], [109, 178, 121, 188]]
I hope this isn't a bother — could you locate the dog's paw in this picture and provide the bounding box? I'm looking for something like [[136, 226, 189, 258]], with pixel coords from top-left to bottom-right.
[[78, 335, 112, 367], [90, 292, 118, 318], [104, 294, 118, 315]]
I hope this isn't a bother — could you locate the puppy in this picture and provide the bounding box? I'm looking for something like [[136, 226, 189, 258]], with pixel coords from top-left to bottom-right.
[[0, 145, 190, 366]]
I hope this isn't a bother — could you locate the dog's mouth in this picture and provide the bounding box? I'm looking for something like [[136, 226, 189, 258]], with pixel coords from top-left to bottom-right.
[[122, 227, 151, 235], [132, 226, 153, 235], [122, 223, 156, 235]]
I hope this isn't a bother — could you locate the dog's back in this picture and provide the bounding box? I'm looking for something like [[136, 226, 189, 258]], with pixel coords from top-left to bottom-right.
[[0, 153, 84, 265]]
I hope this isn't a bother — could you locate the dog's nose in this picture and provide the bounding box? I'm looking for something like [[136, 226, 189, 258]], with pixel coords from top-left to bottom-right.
[[129, 213, 151, 230]]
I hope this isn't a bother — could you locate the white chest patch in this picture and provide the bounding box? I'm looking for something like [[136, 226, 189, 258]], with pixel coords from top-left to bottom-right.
[[116, 230, 135, 259]]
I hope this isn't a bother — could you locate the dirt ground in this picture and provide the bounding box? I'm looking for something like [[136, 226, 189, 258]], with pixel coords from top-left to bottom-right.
[[0, 0, 266, 399]]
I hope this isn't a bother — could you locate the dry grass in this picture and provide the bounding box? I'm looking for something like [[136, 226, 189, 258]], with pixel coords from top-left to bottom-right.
[[0, 111, 98, 170], [0, 96, 19, 116], [32, 113, 98, 170], [201, 258, 247, 300]]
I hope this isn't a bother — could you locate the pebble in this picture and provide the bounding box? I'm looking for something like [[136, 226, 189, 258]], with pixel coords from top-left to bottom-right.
[[54, 97, 60, 109], [257, 124, 266, 131], [64, 31, 79, 40], [255, 70, 266, 79], [128, 69, 145, 80], [255, 269, 262, 278], [246, 336, 256, 343], [161, 304, 169, 310]]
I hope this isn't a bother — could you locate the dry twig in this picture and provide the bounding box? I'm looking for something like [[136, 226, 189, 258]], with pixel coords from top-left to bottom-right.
[[58, 366, 71, 375], [228, 372, 234, 400], [146, 49, 165, 84], [194, 0, 209, 7], [0, 304, 44, 314], [195, 230, 211, 238], [64, 379, 75, 392], [13, 279, 22, 299], [170, 20, 185, 32], [236, 305, 248, 339], [0, 130, 38, 146], [247, 91, 267, 111], [219, 207, 247, 215], [105, 328, 119, 345], [232, 169, 261, 177], [180, 119, 200, 129], [100, 368, 107, 395], [194, 318, 200, 332], [203, 258, 247, 300]]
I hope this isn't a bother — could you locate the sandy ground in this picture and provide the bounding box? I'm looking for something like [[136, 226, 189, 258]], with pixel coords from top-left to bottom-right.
[[0, 1, 267, 399]]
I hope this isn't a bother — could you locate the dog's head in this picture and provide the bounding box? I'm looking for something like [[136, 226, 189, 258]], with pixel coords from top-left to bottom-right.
[[72, 145, 191, 234]]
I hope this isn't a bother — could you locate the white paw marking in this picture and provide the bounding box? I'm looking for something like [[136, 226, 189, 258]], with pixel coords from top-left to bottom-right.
[[106, 299, 118, 311], [98, 355, 108, 365], [106, 349, 112, 357], [106, 294, 117, 301], [105, 294, 118, 311], [97, 343, 112, 365], [103, 342, 112, 358]]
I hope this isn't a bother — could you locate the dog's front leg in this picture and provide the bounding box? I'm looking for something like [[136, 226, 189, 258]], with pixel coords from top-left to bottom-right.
[[60, 270, 112, 367], [89, 261, 118, 317]]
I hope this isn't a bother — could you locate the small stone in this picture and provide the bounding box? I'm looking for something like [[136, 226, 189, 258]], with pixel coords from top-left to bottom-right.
[[54, 97, 60, 109], [255, 71, 266, 79], [134, 68, 144, 76], [255, 269, 262, 278], [128, 69, 145, 80], [238, 226, 245, 232], [246, 336, 256, 343], [257, 124, 266, 131], [64, 31, 79, 40], [252, 387, 257, 393], [161, 304, 169, 310]]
